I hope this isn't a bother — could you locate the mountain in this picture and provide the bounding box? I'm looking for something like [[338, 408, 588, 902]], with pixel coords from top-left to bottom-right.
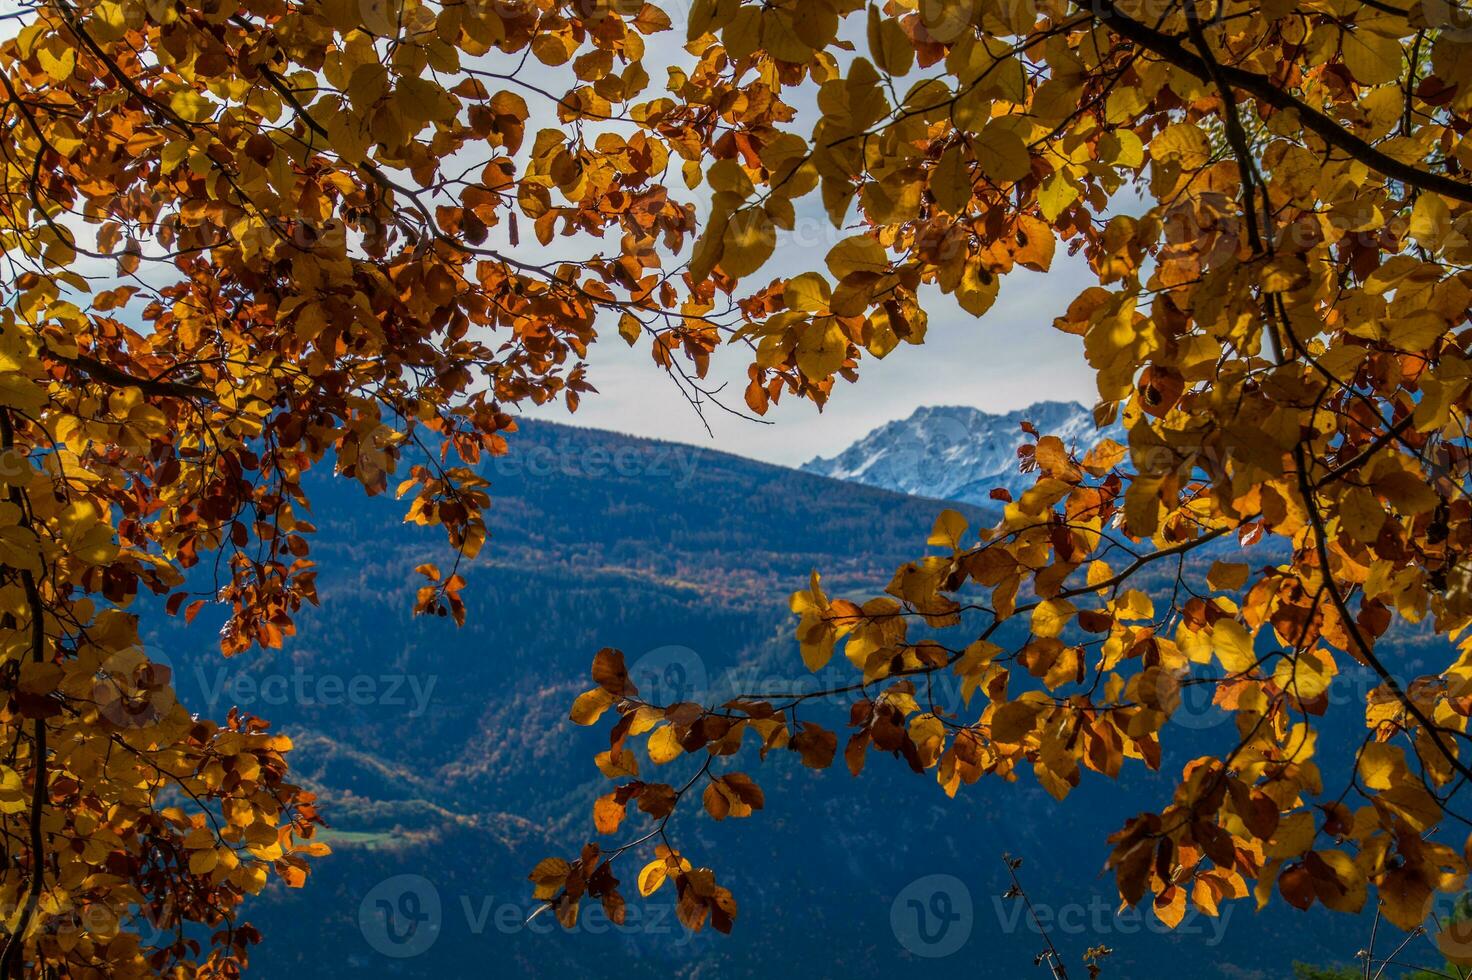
[[801, 401, 1121, 504], [137, 419, 1374, 978]]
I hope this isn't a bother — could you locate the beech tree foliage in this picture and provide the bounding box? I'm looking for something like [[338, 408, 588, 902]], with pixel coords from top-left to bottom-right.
[[3, 0, 1472, 973], [552, 0, 1472, 961]]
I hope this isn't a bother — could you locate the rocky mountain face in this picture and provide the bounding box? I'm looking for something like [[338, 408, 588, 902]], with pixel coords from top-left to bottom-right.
[[801, 401, 1122, 504]]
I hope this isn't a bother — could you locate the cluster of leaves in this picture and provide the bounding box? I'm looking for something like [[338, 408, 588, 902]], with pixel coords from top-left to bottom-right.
[[0, 0, 799, 971], [15, 0, 1472, 970], [528, 841, 739, 935], [530, 0, 1472, 966]]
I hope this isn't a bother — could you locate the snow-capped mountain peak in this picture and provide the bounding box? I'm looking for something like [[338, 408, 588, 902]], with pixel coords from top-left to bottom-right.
[[801, 401, 1117, 505]]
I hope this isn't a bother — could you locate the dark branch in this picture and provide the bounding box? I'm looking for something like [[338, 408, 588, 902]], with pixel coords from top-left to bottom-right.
[[50, 351, 214, 401], [1095, 0, 1472, 204]]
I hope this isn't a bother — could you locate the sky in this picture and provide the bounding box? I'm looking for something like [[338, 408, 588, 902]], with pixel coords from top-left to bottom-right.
[[500, 17, 1103, 468], [516, 255, 1100, 468]]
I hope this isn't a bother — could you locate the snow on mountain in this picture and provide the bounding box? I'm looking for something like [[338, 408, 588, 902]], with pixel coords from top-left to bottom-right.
[[801, 401, 1121, 505]]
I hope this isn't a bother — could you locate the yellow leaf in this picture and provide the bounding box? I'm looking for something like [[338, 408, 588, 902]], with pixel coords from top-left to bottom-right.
[[1100, 128, 1144, 168], [638, 859, 668, 896], [826, 235, 888, 279], [1082, 439, 1127, 474], [927, 509, 968, 550], [1341, 29, 1404, 86], [1152, 122, 1210, 169], [570, 687, 614, 726], [326, 108, 372, 166], [866, 6, 913, 76], [1379, 867, 1433, 930], [0, 372, 45, 414], [1206, 561, 1249, 592], [862, 169, 923, 225], [1153, 886, 1187, 928], [776, 0, 829, 43], [619, 312, 642, 346], [1266, 811, 1316, 859], [1313, 850, 1366, 914], [1114, 590, 1154, 621], [528, 857, 571, 900], [0, 766, 26, 814], [1212, 620, 1256, 673], [647, 725, 683, 764], [790, 570, 829, 616], [1385, 311, 1446, 353], [38, 46, 75, 82], [955, 264, 998, 317], [1338, 487, 1385, 545], [930, 144, 972, 214], [593, 793, 625, 834], [0, 525, 41, 575], [1031, 599, 1076, 639], [1357, 741, 1404, 791], [1410, 193, 1450, 250], [595, 748, 639, 778], [974, 123, 1031, 183], [189, 848, 219, 876], [795, 317, 849, 380], [798, 614, 836, 672], [169, 89, 215, 124], [989, 699, 1043, 743], [784, 272, 831, 313], [1038, 172, 1078, 221], [720, 208, 776, 279], [1272, 649, 1336, 701]]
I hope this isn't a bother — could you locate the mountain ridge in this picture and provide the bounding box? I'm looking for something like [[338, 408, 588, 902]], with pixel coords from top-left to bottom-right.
[[801, 400, 1122, 504]]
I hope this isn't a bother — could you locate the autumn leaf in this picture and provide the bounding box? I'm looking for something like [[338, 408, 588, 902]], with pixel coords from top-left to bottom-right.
[[826, 236, 888, 280], [593, 793, 627, 834], [637, 859, 668, 897]]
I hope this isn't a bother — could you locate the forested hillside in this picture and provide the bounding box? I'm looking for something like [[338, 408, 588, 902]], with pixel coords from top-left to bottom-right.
[[132, 421, 1388, 977]]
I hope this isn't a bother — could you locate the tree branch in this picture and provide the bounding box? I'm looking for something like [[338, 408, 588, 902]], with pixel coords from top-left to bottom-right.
[[0, 411, 46, 980], [49, 350, 214, 401], [1294, 440, 1472, 787], [1094, 0, 1472, 204]]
